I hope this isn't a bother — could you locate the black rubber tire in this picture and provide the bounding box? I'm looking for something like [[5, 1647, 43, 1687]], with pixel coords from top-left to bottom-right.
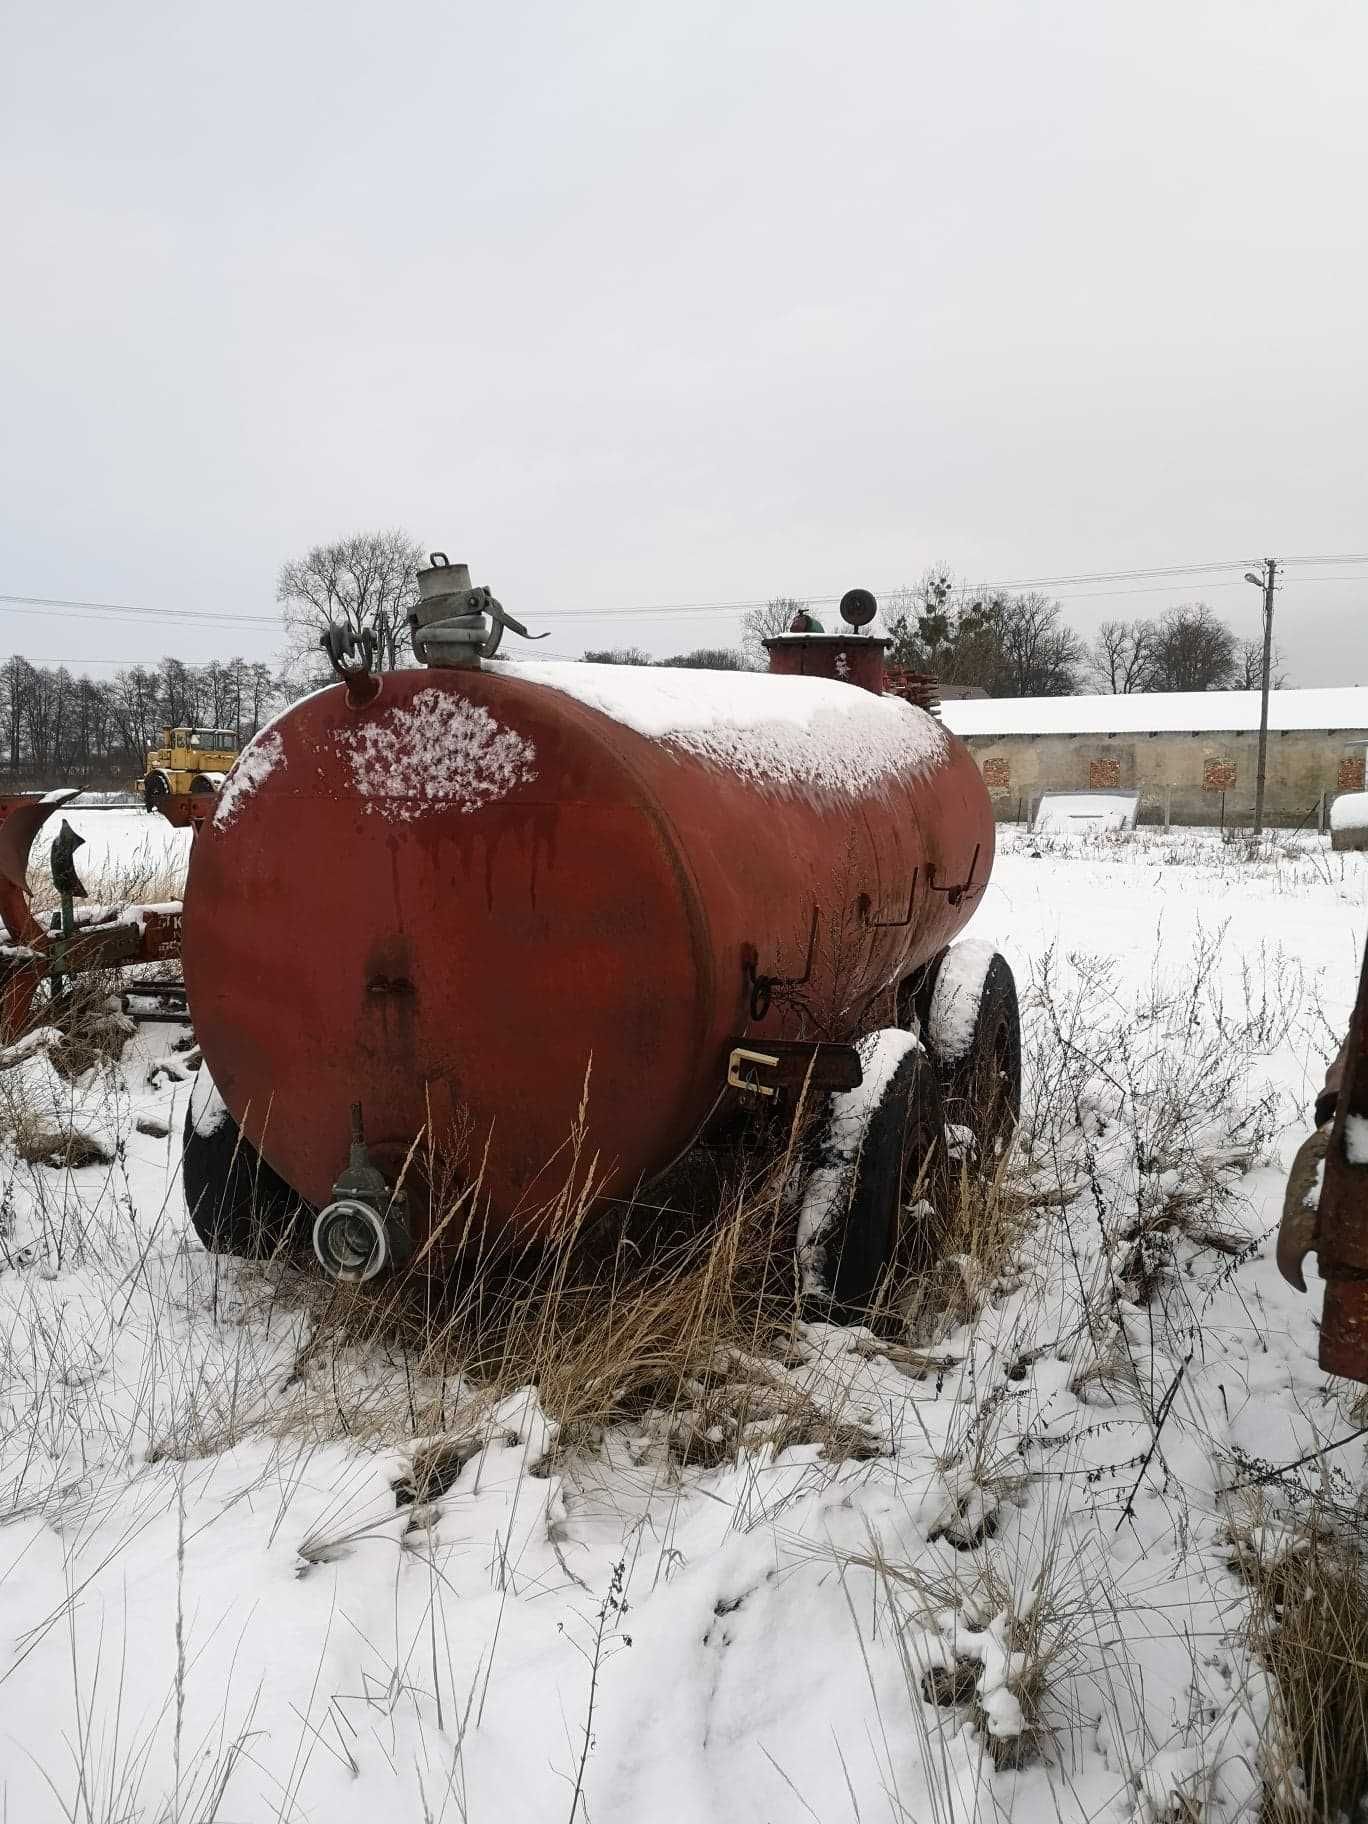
[[924, 949, 1022, 1162], [820, 1044, 949, 1320], [143, 772, 170, 814], [182, 1097, 303, 1258]]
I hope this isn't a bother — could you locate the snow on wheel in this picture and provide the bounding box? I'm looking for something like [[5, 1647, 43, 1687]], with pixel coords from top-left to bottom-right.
[[921, 940, 1021, 1160], [183, 1066, 303, 1258], [798, 1028, 949, 1321]]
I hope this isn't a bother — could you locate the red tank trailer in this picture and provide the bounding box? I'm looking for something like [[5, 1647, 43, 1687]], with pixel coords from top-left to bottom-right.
[[181, 568, 1015, 1292]]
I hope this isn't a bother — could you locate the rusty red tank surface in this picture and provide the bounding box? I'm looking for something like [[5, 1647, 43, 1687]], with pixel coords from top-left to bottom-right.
[[182, 653, 994, 1255]]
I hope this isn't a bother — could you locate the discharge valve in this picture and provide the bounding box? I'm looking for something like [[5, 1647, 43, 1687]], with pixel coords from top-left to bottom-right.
[[311, 1102, 411, 1284]]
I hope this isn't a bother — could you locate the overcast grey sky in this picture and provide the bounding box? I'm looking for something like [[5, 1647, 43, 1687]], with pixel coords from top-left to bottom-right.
[[3, 0, 1366, 685]]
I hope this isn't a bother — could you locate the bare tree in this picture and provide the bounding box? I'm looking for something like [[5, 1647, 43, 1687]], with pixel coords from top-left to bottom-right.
[[741, 598, 807, 666], [111, 665, 164, 758], [157, 658, 197, 726], [1089, 619, 1153, 693], [22, 665, 70, 776], [201, 659, 233, 727], [1, 658, 31, 770], [990, 592, 1086, 697], [246, 662, 278, 733], [1143, 603, 1237, 692], [582, 647, 655, 665], [1234, 634, 1288, 691], [277, 529, 424, 679]]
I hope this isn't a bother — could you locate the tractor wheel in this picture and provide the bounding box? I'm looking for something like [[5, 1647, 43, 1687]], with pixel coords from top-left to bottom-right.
[[803, 1032, 949, 1322], [143, 771, 170, 815], [182, 1081, 303, 1259], [920, 943, 1021, 1163]]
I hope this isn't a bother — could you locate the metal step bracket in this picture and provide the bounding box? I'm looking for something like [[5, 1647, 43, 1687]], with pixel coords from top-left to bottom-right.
[[727, 1046, 780, 1098]]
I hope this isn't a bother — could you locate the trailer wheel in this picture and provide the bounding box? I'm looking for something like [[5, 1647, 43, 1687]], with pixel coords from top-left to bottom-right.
[[921, 943, 1021, 1161], [182, 1087, 303, 1259], [803, 1032, 949, 1321]]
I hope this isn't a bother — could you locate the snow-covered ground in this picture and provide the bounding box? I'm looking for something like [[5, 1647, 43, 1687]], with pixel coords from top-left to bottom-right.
[[0, 821, 1365, 1822], [24, 806, 190, 911]]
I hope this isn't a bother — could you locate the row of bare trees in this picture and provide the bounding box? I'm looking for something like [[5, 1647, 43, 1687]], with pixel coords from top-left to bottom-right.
[[1089, 605, 1283, 694], [0, 656, 280, 786]]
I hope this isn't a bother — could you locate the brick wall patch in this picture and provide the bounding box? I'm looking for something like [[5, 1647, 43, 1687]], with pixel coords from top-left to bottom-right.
[[1203, 757, 1237, 792], [982, 757, 1011, 790], [1089, 757, 1121, 789], [1338, 755, 1366, 793]]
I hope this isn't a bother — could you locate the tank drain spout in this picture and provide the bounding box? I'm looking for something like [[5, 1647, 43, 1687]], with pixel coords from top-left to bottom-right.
[[312, 1102, 411, 1284]]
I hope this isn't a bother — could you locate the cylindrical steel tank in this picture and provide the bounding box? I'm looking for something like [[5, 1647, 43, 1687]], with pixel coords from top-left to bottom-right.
[[182, 661, 994, 1253]]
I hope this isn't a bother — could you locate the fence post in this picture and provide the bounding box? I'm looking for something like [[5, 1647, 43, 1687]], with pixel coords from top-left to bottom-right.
[[1318, 790, 1326, 835], [1164, 785, 1172, 831]]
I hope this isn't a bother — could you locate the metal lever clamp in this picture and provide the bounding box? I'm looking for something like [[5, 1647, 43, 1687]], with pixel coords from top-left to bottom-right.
[[410, 553, 548, 669]]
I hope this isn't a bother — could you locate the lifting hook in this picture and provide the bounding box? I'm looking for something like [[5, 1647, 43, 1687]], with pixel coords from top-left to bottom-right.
[[743, 905, 820, 1023], [319, 624, 382, 708]]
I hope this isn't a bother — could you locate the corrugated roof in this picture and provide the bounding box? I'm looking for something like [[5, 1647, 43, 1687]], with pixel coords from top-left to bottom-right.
[[939, 687, 1368, 739]]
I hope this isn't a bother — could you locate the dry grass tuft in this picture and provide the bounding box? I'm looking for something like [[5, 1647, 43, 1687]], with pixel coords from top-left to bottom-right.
[[47, 992, 136, 1080], [12, 1113, 113, 1168], [894, 1147, 1033, 1343], [846, 1528, 1085, 1775], [27, 836, 184, 921], [1231, 1503, 1368, 1824]]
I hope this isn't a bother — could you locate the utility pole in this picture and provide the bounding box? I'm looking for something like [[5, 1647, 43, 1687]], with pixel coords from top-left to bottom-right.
[[1245, 557, 1278, 835]]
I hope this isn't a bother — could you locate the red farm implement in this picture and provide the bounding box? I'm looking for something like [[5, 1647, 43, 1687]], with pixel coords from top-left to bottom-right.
[[0, 791, 185, 1041]]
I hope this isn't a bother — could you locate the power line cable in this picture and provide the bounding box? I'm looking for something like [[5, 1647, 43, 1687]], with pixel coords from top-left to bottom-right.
[[550, 571, 1368, 621], [5, 550, 1368, 634], [0, 595, 278, 628]]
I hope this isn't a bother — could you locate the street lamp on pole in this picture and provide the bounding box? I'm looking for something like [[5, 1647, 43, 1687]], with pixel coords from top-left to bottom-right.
[[1245, 560, 1278, 836]]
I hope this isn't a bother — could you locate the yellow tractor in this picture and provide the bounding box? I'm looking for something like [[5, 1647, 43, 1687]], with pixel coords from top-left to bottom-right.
[[142, 727, 240, 825]]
